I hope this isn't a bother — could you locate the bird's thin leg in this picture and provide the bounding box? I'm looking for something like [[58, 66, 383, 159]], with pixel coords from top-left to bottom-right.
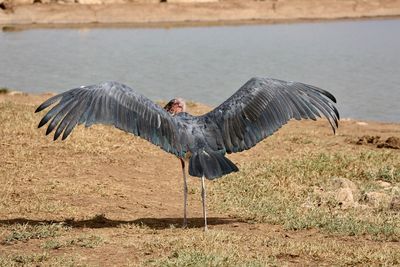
[[180, 159, 188, 228], [201, 174, 208, 231]]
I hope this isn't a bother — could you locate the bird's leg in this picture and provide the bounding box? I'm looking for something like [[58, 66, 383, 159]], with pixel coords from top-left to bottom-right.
[[201, 174, 208, 231], [180, 159, 188, 228]]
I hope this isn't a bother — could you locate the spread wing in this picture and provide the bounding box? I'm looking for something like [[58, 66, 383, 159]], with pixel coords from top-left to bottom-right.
[[202, 77, 339, 153], [35, 81, 185, 157]]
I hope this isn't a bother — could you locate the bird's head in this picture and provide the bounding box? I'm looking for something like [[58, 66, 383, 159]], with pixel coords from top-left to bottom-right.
[[164, 98, 186, 115]]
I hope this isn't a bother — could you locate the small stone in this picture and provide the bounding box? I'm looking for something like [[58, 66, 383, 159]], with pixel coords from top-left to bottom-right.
[[374, 180, 392, 189], [8, 90, 25, 96], [364, 192, 391, 208], [391, 186, 400, 195], [390, 196, 400, 211]]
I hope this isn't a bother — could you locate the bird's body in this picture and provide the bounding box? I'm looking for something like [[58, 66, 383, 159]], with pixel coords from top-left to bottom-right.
[[36, 77, 339, 230]]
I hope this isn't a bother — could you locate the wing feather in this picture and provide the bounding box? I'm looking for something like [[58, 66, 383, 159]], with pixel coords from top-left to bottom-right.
[[202, 77, 339, 154], [35, 81, 185, 157]]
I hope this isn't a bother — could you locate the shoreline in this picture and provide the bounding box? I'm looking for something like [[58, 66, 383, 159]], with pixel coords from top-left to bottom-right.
[[2, 15, 400, 31], [1, 0, 400, 29]]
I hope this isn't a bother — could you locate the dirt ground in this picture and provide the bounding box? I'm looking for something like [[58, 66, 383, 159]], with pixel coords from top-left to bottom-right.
[[0, 92, 399, 266], [1, 0, 400, 28]]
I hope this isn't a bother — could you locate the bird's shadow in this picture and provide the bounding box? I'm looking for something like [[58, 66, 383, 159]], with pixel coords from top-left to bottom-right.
[[0, 214, 241, 230]]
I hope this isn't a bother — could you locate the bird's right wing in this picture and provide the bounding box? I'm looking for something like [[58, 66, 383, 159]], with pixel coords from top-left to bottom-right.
[[35, 81, 185, 157], [201, 77, 339, 154]]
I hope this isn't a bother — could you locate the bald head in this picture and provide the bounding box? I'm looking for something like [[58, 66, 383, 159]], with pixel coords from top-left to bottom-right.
[[164, 98, 186, 115]]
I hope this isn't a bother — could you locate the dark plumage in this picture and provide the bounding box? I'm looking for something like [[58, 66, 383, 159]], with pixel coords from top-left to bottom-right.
[[36, 77, 339, 229]]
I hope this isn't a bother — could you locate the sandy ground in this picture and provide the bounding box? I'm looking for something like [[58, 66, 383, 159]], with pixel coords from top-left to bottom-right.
[[1, 0, 400, 27], [0, 92, 399, 265]]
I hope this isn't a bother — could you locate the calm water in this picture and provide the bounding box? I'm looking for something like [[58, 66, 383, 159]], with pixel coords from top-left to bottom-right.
[[1, 19, 399, 122]]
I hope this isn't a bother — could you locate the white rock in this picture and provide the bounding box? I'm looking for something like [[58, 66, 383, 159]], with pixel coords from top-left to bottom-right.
[[374, 180, 392, 189], [331, 177, 360, 200], [8, 90, 25, 95], [335, 188, 356, 209]]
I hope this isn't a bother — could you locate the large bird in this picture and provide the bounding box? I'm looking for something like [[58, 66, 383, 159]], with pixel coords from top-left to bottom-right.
[[35, 77, 339, 230]]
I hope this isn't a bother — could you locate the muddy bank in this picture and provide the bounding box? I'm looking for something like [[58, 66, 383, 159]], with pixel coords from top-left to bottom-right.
[[1, 0, 400, 27]]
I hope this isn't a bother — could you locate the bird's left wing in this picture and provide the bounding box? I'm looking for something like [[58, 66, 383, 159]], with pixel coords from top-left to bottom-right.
[[200, 77, 339, 154], [35, 81, 185, 156]]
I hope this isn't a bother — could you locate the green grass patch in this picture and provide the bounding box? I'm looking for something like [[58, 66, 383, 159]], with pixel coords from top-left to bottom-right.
[[2, 223, 69, 244], [42, 235, 104, 250], [0, 253, 49, 266], [0, 253, 83, 267], [66, 235, 104, 248]]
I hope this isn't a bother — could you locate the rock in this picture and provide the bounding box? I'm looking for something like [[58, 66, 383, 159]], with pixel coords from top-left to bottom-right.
[[335, 188, 356, 209], [331, 177, 360, 200], [390, 196, 400, 211], [364, 192, 391, 208], [392, 186, 400, 195], [301, 201, 314, 209], [329, 177, 361, 208], [8, 90, 26, 95], [374, 180, 392, 189]]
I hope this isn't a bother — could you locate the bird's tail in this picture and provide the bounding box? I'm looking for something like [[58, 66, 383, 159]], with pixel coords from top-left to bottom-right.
[[189, 150, 239, 180]]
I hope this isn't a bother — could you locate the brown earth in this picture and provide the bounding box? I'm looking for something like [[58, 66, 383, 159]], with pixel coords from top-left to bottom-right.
[[0, 92, 399, 266], [1, 0, 400, 28], [356, 135, 400, 149]]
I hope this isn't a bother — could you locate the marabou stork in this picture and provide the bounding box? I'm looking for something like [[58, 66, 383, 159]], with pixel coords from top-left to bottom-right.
[[35, 77, 339, 230]]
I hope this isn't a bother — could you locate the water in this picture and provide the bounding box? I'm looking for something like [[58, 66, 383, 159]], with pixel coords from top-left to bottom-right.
[[1, 19, 399, 122]]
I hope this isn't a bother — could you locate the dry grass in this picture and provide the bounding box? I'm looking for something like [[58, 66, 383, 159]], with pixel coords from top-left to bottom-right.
[[209, 151, 400, 240], [0, 94, 400, 266]]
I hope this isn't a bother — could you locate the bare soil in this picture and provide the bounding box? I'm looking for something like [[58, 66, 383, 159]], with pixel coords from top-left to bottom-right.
[[1, 0, 400, 28], [0, 92, 399, 266]]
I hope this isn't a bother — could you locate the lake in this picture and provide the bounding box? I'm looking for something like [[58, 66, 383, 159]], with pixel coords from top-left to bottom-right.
[[1, 19, 399, 122]]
